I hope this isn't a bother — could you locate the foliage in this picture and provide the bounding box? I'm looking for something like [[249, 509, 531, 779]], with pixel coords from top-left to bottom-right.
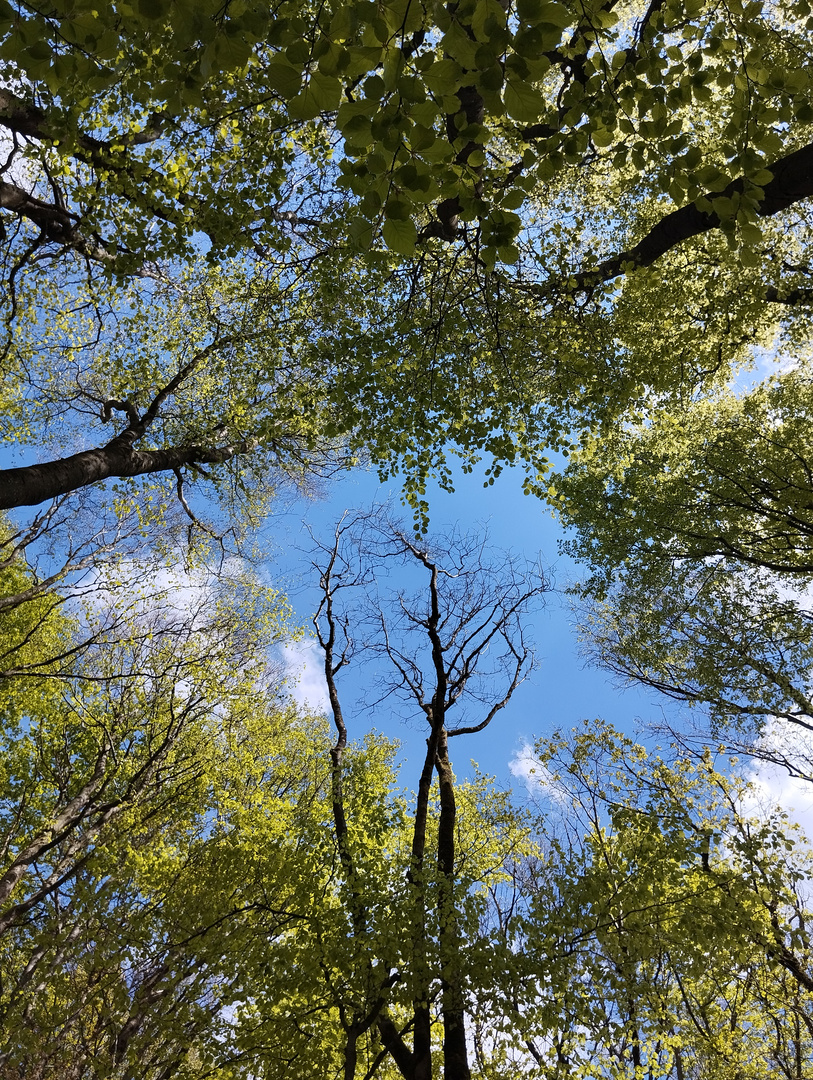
[[556, 361, 813, 579], [1, 0, 812, 522], [505, 722, 813, 1079], [2, 516, 813, 1078], [0, 539, 317, 1078], [554, 356, 813, 742], [2, 0, 813, 1073], [1, 0, 811, 267]]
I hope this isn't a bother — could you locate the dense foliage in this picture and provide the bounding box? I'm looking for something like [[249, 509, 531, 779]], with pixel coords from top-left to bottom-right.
[[2, 0, 813, 1075], [2, 534, 812, 1080], [1, 0, 812, 522]]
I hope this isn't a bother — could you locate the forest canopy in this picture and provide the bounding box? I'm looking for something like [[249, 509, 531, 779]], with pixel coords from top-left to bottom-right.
[[1, 0, 812, 519], [2, 0, 813, 1076]]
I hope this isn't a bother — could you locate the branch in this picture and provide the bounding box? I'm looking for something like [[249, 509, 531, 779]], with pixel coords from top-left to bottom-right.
[[0, 747, 110, 906], [0, 177, 80, 242], [764, 286, 813, 305], [0, 334, 251, 508], [376, 1013, 417, 1080], [0, 434, 261, 510], [101, 398, 141, 428], [447, 639, 529, 736], [567, 140, 813, 291]]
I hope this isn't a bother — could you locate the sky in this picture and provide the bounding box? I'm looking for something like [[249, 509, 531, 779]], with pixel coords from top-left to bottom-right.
[[250, 454, 813, 844], [5, 410, 813, 838], [0, 401, 662, 786], [264, 456, 681, 787]]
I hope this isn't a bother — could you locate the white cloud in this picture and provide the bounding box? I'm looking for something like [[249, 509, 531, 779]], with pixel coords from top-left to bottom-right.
[[282, 639, 330, 712], [508, 741, 570, 805], [742, 719, 813, 843], [80, 555, 258, 625], [509, 742, 540, 787]]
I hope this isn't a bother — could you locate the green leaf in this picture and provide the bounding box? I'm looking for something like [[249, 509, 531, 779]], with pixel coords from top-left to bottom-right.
[[330, 7, 356, 40], [344, 44, 384, 77], [265, 60, 303, 98], [137, 0, 168, 20], [341, 114, 374, 146], [408, 123, 437, 151], [349, 215, 376, 248], [504, 78, 545, 121], [525, 0, 570, 27], [425, 58, 464, 95], [309, 71, 342, 111], [501, 188, 525, 210], [384, 197, 411, 220], [287, 90, 321, 120], [516, 0, 547, 20], [214, 32, 253, 70], [382, 217, 417, 254]]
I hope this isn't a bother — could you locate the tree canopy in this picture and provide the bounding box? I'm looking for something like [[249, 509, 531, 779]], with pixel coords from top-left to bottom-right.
[[2, 0, 812, 266], [3, 0, 813, 1075], [4, 517, 812, 1080], [2, 0, 813, 522]]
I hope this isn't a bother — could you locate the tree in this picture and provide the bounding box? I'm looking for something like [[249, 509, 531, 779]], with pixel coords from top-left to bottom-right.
[[2, 0, 813, 522], [0, 260, 355, 513], [0, 531, 345, 1079], [553, 357, 813, 754], [555, 365, 813, 581], [0, 540, 277, 950], [0, 694, 341, 1080], [1, 0, 811, 268], [504, 722, 813, 1079], [303, 511, 547, 1080]]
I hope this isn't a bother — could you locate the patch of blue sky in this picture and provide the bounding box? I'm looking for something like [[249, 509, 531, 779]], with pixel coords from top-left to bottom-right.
[[262, 452, 671, 787]]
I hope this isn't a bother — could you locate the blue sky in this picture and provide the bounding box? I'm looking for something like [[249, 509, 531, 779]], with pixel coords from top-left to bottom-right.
[[266, 458, 813, 838], [5, 421, 813, 831], [268, 456, 667, 789], [0, 427, 663, 787]]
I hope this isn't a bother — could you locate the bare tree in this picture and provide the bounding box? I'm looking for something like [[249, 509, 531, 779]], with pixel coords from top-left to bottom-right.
[[310, 509, 548, 1080]]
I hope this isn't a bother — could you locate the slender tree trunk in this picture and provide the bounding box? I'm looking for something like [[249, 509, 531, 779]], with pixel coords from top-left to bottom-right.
[[407, 722, 442, 1080], [435, 727, 471, 1080]]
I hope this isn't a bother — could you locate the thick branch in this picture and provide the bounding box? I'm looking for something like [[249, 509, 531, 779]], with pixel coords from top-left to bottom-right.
[[575, 140, 813, 290], [0, 332, 249, 508], [0, 436, 257, 510], [0, 88, 162, 166], [377, 1013, 419, 1080], [766, 914, 813, 993], [0, 89, 169, 260], [0, 177, 79, 241]]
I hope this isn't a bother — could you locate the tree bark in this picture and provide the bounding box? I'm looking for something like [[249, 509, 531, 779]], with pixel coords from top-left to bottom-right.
[[435, 727, 471, 1080], [0, 433, 255, 510], [576, 140, 813, 289]]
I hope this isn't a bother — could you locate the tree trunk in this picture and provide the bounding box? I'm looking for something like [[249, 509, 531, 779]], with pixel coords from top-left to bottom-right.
[[0, 436, 247, 510], [435, 727, 471, 1080]]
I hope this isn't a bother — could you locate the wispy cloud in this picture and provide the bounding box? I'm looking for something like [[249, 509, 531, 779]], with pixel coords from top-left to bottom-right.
[[742, 720, 813, 842], [508, 741, 570, 805], [282, 639, 330, 712]]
